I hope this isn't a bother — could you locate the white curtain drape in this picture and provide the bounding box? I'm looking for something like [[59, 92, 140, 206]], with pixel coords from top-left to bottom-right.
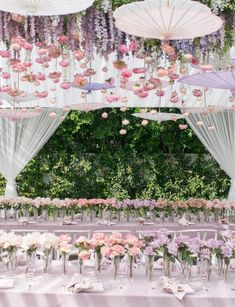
[[0, 109, 67, 197], [186, 110, 235, 200]]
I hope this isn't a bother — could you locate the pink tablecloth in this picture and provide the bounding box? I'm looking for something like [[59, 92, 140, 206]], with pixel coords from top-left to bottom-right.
[[0, 221, 232, 233], [0, 265, 234, 307]]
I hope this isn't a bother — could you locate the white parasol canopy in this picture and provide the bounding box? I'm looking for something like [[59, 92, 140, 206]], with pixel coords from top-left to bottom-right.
[[0, 0, 94, 16], [133, 112, 184, 122], [114, 0, 222, 40]]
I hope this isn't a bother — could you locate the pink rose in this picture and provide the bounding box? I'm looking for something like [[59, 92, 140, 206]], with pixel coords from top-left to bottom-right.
[[129, 246, 141, 256], [93, 233, 106, 241], [112, 244, 125, 256]]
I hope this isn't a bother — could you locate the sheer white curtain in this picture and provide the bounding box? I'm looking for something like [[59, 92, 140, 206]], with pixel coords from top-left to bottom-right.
[[0, 109, 67, 197], [186, 110, 235, 200]]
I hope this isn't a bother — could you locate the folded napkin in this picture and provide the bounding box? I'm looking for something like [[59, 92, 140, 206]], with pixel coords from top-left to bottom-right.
[[96, 220, 116, 226], [18, 217, 29, 225], [0, 279, 14, 289], [67, 275, 103, 293], [62, 218, 77, 225], [178, 217, 195, 226], [160, 277, 194, 301]]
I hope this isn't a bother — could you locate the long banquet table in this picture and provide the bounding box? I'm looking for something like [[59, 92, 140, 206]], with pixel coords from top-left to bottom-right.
[[0, 263, 234, 307], [0, 221, 234, 233]]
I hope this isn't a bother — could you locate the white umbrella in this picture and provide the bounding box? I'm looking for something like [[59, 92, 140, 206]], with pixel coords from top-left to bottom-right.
[[133, 112, 184, 122], [114, 0, 222, 40], [70, 103, 107, 112], [0, 0, 94, 16]]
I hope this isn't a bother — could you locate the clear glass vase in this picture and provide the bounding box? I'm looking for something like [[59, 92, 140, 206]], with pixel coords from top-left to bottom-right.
[[7, 250, 17, 272], [128, 255, 134, 280], [113, 256, 120, 279], [26, 251, 36, 273], [43, 249, 52, 275], [62, 253, 69, 275], [146, 255, 154, 282], [163, 255, 172, 278]]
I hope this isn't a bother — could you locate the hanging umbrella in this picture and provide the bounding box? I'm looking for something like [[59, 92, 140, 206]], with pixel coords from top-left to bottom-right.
[[133, 112, 184, 123], [70, 103, 107, 112], [72, 82, 115, 94], [0, 0, 94, 15], [183, 106, 227, 115], [0, 109, 40, 121], [114, 0, 222, 40], [0, 93, 37, 104], [179, 70, 235, 97]]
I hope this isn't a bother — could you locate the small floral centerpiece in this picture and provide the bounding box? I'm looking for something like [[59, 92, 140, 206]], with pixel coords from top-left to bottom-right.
[[39, 233, 58, 275], [74, 236, 92, 275], [124, 234, 142, 279], [21, 232, 40, 272], [90, 233, 108, 275], [58, 235, 72, 275]]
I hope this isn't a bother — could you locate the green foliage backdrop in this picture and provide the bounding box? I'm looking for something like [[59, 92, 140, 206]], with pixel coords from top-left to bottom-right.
[[0, 110, 228, 200]]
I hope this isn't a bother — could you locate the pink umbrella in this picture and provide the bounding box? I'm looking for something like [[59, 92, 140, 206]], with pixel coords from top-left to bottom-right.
[[179, 70, 235, 97]]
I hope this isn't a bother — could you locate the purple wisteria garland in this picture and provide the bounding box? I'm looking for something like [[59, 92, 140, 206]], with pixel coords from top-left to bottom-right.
[[0, 1, 233, 60]]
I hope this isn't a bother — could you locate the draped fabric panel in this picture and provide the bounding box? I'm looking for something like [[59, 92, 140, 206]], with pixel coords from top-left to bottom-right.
[[0, 109, 67, 197], [186, 110, 235, 200]]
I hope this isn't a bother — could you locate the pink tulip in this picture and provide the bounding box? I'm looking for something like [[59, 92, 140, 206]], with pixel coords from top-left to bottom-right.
[[36, 58, 45, 64], [156, 90, 165, 97], [58, 35, 69, 44], [119, 44, 129, 54], [2, 72, 10, 79], [137, 91, 148, 98], [121, 69, 132, 79], [37, 73, 46, 81], [0, 50, 10, 58], [179, 124, 188, 130], [23, 42, 33, 51], [157, 68, 167, 77], [60, 82, 71, 90], [129, 41, 138, 52], [35, 91, 48, 98], [132, 67, 147, 74], [59, 60, 69, 68], [37, 48, 48, 56], [73, 50, 85, 61]]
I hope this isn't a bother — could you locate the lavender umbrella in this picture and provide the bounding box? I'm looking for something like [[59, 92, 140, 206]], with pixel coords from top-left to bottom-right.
[[179, 70, 235, 97], [72, 82, 115, 94]]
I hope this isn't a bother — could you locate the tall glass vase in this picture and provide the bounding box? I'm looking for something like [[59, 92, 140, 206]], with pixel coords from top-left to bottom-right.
[[128, 256, 134, 280], [95, 251, 102, 278], [78, 258, 83, 275], [113, 256, 120, 279], [7, 250, 17, 272], [163, 255, 171, 278], [62, 253, 69, 275], [43, 248, 52, 275], [26, 251, 36, 273], [146, 255, 154, 282]]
